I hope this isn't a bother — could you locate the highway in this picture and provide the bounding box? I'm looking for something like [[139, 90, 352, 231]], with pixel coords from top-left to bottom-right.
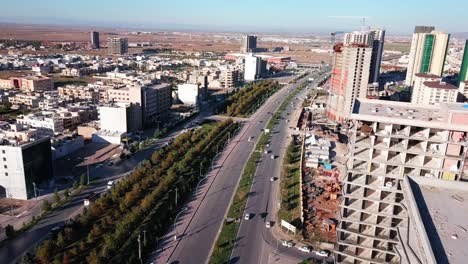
[[230, 71, 334, 264], [148, 72, 320, 264]]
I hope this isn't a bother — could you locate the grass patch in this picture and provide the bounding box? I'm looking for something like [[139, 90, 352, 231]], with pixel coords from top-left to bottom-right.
[[209, 78, 309, 264]]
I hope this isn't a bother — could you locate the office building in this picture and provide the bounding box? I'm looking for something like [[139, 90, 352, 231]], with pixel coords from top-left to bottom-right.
[[336, 98, 468, 263], [91, 31, 100, 49], [107, 37, 128, 55], [241, 35, 257, 53], [411, 73, 459, 105], [326, 44, 372, 123], [177, 83, 199, 106], [0, 132, 53, 200], [244, 54, 267, 81], [405, 26, 450, 87]]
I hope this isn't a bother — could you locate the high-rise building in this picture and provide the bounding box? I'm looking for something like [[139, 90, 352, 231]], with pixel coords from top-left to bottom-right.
[[91, 31, 100, 49], [326, 44, 372, 123], [241, 35, 257, 53], [411, 73, 459, 105], [405, 26, 450, 87], [244, 54, 266, 81], [336, 98, 468, 263], [459, 39, 468, 84], [344, 29, 386, 84], [107, 37, 128, 55]]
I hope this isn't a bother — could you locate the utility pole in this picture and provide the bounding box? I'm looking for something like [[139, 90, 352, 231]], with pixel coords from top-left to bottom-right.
[[137, 233, 142, 263], [32, 182, 37, 200], [87, 164, 90, 185]]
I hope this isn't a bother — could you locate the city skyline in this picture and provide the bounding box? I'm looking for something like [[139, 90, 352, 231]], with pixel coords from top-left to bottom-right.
[[1, 0, 467, 34]]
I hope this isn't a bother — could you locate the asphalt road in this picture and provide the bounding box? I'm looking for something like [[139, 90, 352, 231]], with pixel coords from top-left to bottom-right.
[[230, 71, 335, 264], [0, 105, 216, 264], [148, 73, 317, 264]]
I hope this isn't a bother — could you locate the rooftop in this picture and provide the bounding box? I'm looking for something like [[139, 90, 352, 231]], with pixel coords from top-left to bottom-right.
[[405, 176, 468, 264], [423, 81, 457, 90], [351, 99, 468, 131], [415, 73, 441, 79]]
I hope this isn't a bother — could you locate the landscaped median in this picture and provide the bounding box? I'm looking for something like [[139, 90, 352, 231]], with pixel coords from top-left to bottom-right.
[[209, 79, 309, 264]]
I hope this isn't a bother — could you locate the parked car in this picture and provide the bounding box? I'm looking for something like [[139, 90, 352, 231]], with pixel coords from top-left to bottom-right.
[[270, 155, 275, 159], [298, 246, 311, 253], [270, 177, 275, 182], [265, 221, 271, 228], [244, 213, 251, 220], [316, 250, 330, 257], [281, 240, 293, 248]]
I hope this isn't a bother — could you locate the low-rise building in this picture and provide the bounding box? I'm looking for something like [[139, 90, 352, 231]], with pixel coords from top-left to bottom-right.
[[17, 113, 64, 136], [411, 73, 459, 105]]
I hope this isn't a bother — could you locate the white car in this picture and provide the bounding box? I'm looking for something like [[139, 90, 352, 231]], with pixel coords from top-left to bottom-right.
[[264, 149, 270, 154], [270, 177, 275, 182], [316, 250, 330, 257], [281, 240, 293, 248], [265, 221, 271, 228], [248, 136, 254, 142], [298, 246, 311, 253], [270, 155, 275, 159], [244, 213, 251, 220]]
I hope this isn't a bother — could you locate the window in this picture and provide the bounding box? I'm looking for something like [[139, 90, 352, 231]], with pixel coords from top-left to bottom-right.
[[4, 172, 7, 176], [4, 165, 7, 169], [1, 150, 4, 154], [2, 158, 5, 162]]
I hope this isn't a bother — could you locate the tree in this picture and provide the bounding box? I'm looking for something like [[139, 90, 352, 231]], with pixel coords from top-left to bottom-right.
[[73, 180, 79, 189], [20, 253, 35, 264], [5, 224, 15, 238], [56, 232, 65, 248], [35, 240, 55, 264], [53, 188, 61, 204], [86, 249, 100, 264], [41, 200, 51, 213]]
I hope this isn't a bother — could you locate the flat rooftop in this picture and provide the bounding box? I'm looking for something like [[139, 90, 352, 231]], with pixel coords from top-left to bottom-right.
[[351, 99, 468, 131], [406, 176, 468, 264]]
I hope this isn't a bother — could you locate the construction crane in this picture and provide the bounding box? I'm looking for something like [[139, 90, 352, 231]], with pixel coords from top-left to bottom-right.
[[329, 31, 346, 67], [328, 16, 370, 31]]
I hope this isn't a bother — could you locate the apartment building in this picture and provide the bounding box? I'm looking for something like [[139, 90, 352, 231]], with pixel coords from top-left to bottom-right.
[[58, 85, 100, 102], [240, 35, 257, 53], [91, 31, 100, 49], [221, 69, 240, 89], [107, 37, 128, 55], [411, 73, 459, 105], [177, 83, 199, 106], [244, 53, 267, 81], [326, 44, 372, 123], [9, 93, 40, 108], [336, 99, 468, 263], [17, 113, 64, 136], [0, 124, 53, 200], [405, 26, 450, 87]]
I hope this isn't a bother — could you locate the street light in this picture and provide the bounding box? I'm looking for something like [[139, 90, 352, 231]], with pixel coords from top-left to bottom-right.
[[173, 207, 188, 241]]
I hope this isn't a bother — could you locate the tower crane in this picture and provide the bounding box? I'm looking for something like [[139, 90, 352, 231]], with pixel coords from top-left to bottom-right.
[[329, 31, 346, 67]]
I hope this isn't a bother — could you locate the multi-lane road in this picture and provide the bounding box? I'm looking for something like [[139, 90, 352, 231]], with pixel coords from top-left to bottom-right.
[[149, 71, 330, 264], [230, 72, 334, 264]]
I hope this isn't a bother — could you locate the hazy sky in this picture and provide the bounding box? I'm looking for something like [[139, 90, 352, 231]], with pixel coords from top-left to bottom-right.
[[1, 0, 466, 34]]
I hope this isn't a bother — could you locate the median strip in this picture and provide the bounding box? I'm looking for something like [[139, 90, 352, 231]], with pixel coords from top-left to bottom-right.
[[209, 79, 309, 264]]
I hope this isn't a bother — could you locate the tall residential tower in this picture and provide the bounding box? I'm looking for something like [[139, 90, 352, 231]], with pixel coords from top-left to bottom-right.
[[405, 26, 450, 87], [241, 35, 257, 53], [91, 31, 100, 49]]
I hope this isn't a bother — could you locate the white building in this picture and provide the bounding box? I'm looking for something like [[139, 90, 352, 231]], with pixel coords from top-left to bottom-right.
[[177, 83, 199, 106], [93, 104, 130, 144], [17, 113, 64, 136], [244, 54, 266, 81], [0, 136, 53, 200], [411, 73, 459, 105]]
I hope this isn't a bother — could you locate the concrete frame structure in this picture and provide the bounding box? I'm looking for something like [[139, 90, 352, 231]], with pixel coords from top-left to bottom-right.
[[405, 26, 449, 87], [107, 37, 128, 55], [336, 99, 468, 263]]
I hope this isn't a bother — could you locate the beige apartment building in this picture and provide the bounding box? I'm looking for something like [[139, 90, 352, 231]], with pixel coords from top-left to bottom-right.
[[327, 44, 372, 123], [405, 26, 450, 87], [58, 86, 100, 102], [336, 99, 468, 263], [411, 73, 459, 105]]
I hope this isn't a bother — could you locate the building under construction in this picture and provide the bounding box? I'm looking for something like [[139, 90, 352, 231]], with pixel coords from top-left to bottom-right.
[[336, 99, 468, 263]]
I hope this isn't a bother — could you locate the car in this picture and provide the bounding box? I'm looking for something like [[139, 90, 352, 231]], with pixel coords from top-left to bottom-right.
[[244, 213, 251, 220], [107, 180, 115, 190], [270, 177, 275, 182], [298, 246, 311, 253], [270, 155, 275, 159], [264, 149, 270, 154], [281, 240, 293, 248], [266, 143, 270, 147], [95, 163, 103, 169], [265, 221, 271, 228], [248, 136, 254, 142], [316, 250, 330, 257]]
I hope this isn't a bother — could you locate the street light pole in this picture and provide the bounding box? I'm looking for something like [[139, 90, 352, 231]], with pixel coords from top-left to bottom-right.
[[173, 207, 188, 241], [137, 233, 142, 263], [87, 164, 90, 185]]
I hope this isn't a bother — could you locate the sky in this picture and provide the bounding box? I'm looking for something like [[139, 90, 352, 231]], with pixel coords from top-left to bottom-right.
[[1, 0, 466, 34]]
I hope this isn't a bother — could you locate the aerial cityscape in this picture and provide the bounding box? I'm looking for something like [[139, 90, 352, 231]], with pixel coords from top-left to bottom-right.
[[0, 1, 467, 264]]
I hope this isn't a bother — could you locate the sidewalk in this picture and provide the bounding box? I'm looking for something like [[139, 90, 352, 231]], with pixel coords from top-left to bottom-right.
[[147, 124, 250, 264]]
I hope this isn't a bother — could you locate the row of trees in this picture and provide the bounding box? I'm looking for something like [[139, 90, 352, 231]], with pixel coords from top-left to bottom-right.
[[30, 119, 240, 264], [225, 80, 281, 117]]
